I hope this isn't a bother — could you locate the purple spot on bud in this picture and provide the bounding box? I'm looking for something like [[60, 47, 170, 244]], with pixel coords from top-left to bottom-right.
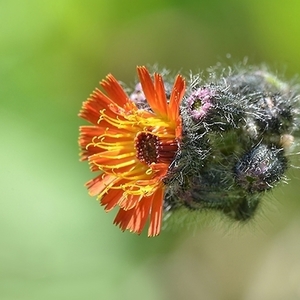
[[187, 87, 214, 120]]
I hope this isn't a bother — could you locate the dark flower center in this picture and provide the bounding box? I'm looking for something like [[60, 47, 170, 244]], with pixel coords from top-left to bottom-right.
[[135, 132, 179, 165], [135, 132, 159, 165]]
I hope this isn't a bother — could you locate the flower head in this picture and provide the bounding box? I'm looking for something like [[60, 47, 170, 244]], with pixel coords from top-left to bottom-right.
[[79, 66, 185, 236]]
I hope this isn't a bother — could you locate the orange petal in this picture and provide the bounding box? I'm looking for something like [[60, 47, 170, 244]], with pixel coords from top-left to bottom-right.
[[154, 73, 168, 117], [79, 89, 114, 125], [130, 197, 152, 234], [79, 126, 102, 160], [86, 174, 117, 197], [168, 75, 185, 122], [148, 187, 164, 236], [101, 188, 125, 211], [101, 74, 129, 107], [113, 207, 135, 232], [90, 153, 136, 169], [113, 196, 152, 235], [118, 194, 143, 210], [137, 66, 162, 116]]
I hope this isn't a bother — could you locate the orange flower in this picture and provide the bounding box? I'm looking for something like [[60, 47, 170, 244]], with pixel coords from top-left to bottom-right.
[[79, 66, 185, 236]]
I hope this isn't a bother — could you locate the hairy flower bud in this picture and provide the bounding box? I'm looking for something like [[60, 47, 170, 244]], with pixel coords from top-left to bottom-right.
[[234, 144, 287, 193]]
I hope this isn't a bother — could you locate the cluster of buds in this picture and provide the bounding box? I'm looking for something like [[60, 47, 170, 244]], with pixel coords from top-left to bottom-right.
[[80, 64, 300, 236], [131, 65, 299, 222], [165, 66, 299, 221]]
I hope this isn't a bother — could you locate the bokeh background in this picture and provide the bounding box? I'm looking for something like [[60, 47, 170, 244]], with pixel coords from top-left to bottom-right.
[[2, 1, 300, 299]]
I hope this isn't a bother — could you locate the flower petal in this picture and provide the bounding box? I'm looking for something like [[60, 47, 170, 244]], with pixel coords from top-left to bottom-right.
[[86, 174, 117, 197], [101, 74, 129, 107], [137, 66, 166, 117], [168, 75, 186, 123], [154, 73, 168, 117], [101, 188, 125, 211], [148, 187, 164, 236], [113, 196, 152, 235], [79, 126, 102, 160]]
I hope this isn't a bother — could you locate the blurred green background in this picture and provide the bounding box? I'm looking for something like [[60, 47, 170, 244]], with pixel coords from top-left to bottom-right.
[[1, 0, 300, 299]]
